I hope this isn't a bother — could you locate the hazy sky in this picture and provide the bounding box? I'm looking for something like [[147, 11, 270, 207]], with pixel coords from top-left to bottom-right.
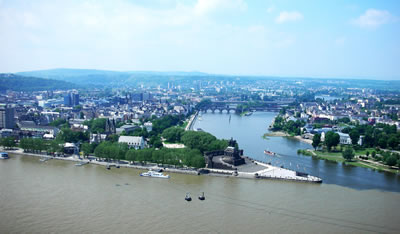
[[0, 0, 399, 79]]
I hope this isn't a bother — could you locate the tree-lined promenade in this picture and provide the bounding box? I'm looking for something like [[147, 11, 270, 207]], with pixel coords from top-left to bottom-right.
[[0, 113, 230, 169]]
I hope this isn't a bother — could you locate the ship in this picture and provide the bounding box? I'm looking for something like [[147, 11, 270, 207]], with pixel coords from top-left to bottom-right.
[[140, 170, 170, 179], [0, 152, 9, 159], [264, 150, 276, 156]]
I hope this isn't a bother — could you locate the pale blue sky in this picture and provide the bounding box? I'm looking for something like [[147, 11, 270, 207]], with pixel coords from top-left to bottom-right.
[[0, 0, 399, 79]]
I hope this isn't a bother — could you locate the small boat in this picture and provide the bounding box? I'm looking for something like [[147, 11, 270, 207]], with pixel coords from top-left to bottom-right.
[[198, 192, 205, 201], [0, 152, 9, 159], [140, 170, 170, 179], [185, 193, 192, 202], [264, 150, 276, 156], [75, 161, 89, 166], [39, 157, 51, 162], [244, 111, 253, 116]]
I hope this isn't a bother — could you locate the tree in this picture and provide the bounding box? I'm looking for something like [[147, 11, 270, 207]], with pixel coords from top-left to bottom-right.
[[125, 149, 137, 162], [386, 155, 397, 167], [388, 136, 398, 149], [162, 127, 184, 143], [81, 143, 92, 156], [371, 151, 376, 158], [378, 137, 387, 149], [312, 134, 321, 150], [324, 131, 340, 152], [366, 151, 370, 157], [1, 137, 16, 149], [349, 129, 360, 145], [342, 147, 355, 161]]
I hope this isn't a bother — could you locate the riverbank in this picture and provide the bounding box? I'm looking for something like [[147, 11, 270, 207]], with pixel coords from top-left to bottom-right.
[[263, 131, 312, 145], [185, 111, 199, 131], [3, 147, 322, 183], [298, 149, 399, 174]]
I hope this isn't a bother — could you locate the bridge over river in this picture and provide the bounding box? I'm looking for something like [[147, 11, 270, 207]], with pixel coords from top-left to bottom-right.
[[199, 100, 292, 113]]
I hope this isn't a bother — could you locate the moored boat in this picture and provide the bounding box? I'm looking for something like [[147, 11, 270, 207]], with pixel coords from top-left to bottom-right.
[[140, 170, 170, 179], [198, 192, 205, 201], [0, 152, 9, 159], [185, 192, 192, 201]]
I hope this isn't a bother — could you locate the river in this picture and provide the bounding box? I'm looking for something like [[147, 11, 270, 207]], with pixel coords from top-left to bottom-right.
[[1, 112, 400, 233], [194, 112, 400, 192]]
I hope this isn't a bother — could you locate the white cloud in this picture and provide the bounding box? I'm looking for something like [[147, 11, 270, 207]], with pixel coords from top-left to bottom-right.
[[275, 11, 303, 24], [352, 9, 396, 28], [194, 0, 247, 15]]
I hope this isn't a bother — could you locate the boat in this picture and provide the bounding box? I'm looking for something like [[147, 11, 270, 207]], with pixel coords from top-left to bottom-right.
[[0, 152, 9, 159], [198, 192, 205, 201], [264, 150, 276, 156], [244, 111, 253, 116], [185, 192, 192, 201], [140, 170, 170, 179], [75, 161, 89, 166], [39, 157, 51, 162]]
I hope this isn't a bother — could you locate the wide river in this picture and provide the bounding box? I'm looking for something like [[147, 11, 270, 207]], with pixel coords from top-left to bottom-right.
[[1, 112, 400, 233]]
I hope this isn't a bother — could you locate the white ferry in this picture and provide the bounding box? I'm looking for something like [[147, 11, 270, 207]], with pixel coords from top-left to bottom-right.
[[0, 152, 9, 159], [140, 170, 170, 179]]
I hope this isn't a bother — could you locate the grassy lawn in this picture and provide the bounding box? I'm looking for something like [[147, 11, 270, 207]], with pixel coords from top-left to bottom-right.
[[301, 148, 399, 174]]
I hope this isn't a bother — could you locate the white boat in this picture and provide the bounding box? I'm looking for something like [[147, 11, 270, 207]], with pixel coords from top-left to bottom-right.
[[39, 157, 51, 162], [0, 152, 9, 159], [75, 161, 89, 166], [140, 170, 170, 179]]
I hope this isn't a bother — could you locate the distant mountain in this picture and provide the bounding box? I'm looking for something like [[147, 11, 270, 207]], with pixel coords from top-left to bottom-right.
[[16, 68, 211, 87], [0, 73, 78, 91]]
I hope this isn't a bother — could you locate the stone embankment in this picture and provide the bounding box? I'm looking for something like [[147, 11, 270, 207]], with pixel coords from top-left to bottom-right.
[[5, 148, 322, 183], [185, 111, 199, 131]]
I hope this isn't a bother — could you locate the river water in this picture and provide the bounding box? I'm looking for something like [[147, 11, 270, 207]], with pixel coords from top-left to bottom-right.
[[194, 112, 400, 192], [1, 112, 400, 233]]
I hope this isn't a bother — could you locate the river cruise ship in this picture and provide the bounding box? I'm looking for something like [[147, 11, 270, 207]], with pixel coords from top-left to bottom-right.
[[140, 170, 170, 179]]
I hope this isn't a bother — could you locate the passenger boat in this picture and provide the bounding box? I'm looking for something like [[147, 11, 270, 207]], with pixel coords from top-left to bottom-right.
[[264, 150, 276, 156], [185, 192, 192, 201], [0, 152, 9, 159], [140, 170, 170, 179]]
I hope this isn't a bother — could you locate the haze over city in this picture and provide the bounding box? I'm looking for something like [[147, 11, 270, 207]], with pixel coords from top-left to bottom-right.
[[0, 0, 399, 79]]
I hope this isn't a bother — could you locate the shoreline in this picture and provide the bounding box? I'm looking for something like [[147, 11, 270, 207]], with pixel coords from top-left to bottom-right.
[[264, 131, 313, 145], [4, 148, 322, 183]]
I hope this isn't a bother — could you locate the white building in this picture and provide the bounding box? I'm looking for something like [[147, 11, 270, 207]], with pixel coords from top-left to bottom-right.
[[118, 136, 145, 149], [337, 132, 352, 145]]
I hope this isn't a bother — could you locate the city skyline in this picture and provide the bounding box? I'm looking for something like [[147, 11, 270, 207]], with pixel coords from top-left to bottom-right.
[[0, 0, 399, 80]]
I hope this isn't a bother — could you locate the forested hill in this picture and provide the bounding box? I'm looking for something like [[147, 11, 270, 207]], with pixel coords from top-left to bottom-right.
[[0, 73, 77, 91], [16, 68, 212, 87]]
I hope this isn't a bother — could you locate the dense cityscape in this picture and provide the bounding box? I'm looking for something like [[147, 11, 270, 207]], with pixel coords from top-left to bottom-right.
[[0, 70, 399, 173], [1, 0, 400, 233]]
